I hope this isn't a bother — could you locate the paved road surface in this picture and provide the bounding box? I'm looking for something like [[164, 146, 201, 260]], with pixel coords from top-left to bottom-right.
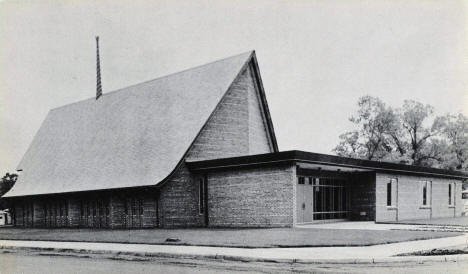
[[1, 252, 468, 274]]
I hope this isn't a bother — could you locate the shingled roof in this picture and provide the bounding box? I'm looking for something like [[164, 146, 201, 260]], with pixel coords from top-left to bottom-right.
[[5, 51, 271, 197]]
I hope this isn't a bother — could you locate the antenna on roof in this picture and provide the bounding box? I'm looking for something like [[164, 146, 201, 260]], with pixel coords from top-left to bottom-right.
[[96, 36, 102, 100]]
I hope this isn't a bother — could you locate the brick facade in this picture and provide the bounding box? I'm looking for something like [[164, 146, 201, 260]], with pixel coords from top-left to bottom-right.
[[158, 62, 275, 228], [186, 63, 273, 162], [205, 164, 295, 227]]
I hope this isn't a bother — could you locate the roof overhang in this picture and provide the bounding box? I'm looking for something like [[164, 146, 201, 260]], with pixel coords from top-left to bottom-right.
[[186, 150, 468, 180]]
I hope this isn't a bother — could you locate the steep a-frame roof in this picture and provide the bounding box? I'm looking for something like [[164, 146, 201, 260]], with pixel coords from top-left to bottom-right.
[[5, 51, 277, 197]]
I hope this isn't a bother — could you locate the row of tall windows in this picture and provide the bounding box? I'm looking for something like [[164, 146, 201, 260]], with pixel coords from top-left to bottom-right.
[[44, 200, 68, 227], [80, 199, 110, 228], [312, 178, 349, 220], [124, 197, 144, 228], [387, 180, 455, 207], [298, 176, 349, 220]]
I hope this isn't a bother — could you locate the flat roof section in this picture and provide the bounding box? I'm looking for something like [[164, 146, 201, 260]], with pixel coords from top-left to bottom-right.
[[186, 150, 468, 180]]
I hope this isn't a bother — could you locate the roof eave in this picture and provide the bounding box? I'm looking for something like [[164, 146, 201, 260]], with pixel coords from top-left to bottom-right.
[[186, 150, 468, 180]]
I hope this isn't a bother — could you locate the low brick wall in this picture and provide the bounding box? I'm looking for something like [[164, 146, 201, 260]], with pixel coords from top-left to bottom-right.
[[205, 164, 295, 228]]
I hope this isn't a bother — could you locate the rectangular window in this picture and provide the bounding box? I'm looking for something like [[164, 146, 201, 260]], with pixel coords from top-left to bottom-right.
[[422, 182, 427, 206], [199, 178, 205, 214], [421, 181, 431, 206], [387, 181, 392, 206], [298, 177, 305, 184], [448, 184, 452, 205], [139, 199, 143, 215]]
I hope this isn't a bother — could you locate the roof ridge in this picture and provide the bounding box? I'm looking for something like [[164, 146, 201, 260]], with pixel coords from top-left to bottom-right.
[[50, 50, 254, 112]]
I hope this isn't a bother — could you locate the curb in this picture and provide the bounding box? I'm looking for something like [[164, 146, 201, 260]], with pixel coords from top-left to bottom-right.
[[2, 245, 468, 265]]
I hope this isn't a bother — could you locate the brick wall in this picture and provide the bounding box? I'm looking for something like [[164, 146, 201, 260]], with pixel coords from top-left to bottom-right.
[[375, 173, 464, 222], [159, 62, 275, 228], [186, 63, 273, 161], [205, 164, 295, 228], [246, 65, 273, 154], [158, 164, 202, 228]]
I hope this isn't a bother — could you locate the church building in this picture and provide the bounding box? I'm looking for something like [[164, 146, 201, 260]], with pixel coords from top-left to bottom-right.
[[3, 50, 467, 228]]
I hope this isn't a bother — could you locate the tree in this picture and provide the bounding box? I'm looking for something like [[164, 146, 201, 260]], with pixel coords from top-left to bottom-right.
[[0, 172, 17, 209], [333, 96, 397, 160], [334, 131, 363, 159], [334, 96, 464, 169], [439, 113, 468, 170], [0, 173, 17, 197], [397, 100, 444, 166]]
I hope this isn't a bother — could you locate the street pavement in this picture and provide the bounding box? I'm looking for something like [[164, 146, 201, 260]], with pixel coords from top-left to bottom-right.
[[2, 251, 468, 274]]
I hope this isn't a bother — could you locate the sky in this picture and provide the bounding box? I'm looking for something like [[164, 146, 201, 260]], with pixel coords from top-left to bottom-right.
[[0, 0, 467, 175]]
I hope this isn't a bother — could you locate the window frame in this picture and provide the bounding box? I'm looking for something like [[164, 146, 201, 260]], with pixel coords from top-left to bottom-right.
[[422, 181, 428, 206], [386, 178, 397, 208], [386, 181, 392, 206], [420, 181, 432, 208], [448, 183, 455, 207]]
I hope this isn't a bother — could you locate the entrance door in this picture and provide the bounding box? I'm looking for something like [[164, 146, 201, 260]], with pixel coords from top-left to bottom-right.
[[313, 178, 349, 220], [296, 177, 314, 223], [304, 178, 313, 222], [296, 177, 305, 223]]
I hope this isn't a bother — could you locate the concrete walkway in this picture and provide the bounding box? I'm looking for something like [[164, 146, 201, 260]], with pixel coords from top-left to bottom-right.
[[296, 221, 419, 230], [1, 233, 468, 263]]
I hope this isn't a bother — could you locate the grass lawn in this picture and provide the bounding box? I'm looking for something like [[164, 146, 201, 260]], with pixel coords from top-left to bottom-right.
[[0, 227, 461, 248]]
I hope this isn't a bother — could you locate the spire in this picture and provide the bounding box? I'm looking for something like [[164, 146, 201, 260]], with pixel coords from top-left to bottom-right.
[[96, 36, 102, 100]]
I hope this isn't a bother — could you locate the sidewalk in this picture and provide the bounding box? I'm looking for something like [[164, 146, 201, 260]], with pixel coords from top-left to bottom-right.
[[1, 233, 468, 264]]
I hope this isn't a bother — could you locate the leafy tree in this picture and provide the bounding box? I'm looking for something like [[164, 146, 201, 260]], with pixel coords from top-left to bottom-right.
[[397, 100, 444, 166], [333, 96, 397, 160], [439, 113, 468, 170], [334, 96, 468, 170], [0, 173, 17, 197], [0, 172, 17, 209]]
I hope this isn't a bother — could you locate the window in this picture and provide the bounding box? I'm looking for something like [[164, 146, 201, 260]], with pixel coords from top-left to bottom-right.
[[298, 177, 305, 184], [139, 199, 143, 215], [387, 178, 397, 207], [422, 182, 427, 205], [421, 181, 431, 206], [199, 177, 206, 214], [448, 183, 455, 206], [387, 181, 392, 206], [448, 184, 452, 205]]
